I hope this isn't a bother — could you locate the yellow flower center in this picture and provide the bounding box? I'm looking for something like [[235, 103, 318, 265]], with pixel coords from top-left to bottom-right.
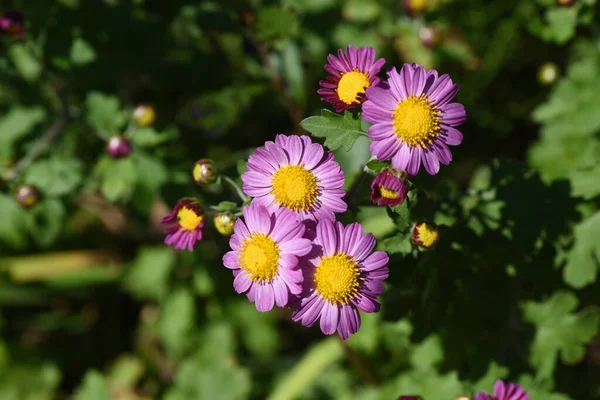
[[410, 0, 429, 12], [392, 95, 440, 148], [177, 206, 204, 231], [415, 223, 439, 247], [380, 188, 399, 200], [337, 69, 370, 105], [271, 165, 319, 211], [314, 254, 362, 305], [239, 234, 280, 283]]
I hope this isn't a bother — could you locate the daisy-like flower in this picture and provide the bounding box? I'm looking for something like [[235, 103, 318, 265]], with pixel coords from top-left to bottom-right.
[[242, 134, 347, 222], [371, 168, 409, 207], [475, 380, 529, 400], [291, 220, 389, 339], [363, 63, 466, 176], [161, 198, 205, 251], [223, 203, 312, 312], [318, 45, 386, 112]]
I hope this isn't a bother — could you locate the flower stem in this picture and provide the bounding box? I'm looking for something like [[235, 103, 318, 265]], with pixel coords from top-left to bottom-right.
[[338, 337, 381, 386], [222, 175, 249, 203]]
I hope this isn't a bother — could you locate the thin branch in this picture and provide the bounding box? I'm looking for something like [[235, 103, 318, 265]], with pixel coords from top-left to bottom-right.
[[338, 338, 382, 386]]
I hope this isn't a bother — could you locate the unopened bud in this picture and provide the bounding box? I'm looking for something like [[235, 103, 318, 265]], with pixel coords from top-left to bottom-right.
[[106, 136, 132, 159], [556, 0, 575, 6], [454, 396, 472, 400], [133, 104, 156, 127], [214, 212, 236, 236], [538, 62, 559, 86], [411, 222, 439, 248], [193, 159, 217, 185], [403, 0, 428, 14], [397, 396, 423, 400], [0, 11, 25, 37], [16, 185, 40, 208]]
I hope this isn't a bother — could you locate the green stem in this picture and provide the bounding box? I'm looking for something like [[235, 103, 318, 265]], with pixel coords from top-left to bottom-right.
[[222, 175, 249, 203]]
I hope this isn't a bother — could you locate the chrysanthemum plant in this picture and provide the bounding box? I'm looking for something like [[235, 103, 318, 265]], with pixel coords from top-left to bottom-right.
[[163, 45, 465, 340]]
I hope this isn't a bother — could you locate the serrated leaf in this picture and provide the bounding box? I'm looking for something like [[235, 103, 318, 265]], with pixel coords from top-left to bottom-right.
[[570, 163, 600, 199], [410, 335, 443, 371], [381, 234, 412, 255], [523, 291, 600, 379], [123, 247, 175, 301], [300, 110, 365, 151], [100, 157, 137, 202], [24, 157, 82, 197], [131, 127, 170, 147], [563, 212, 600, 288], [85, 92, 126, 133], [70, 38, 97, 66]]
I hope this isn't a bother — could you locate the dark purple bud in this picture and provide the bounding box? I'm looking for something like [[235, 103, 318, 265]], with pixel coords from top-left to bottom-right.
[[398, 396, 423, 400], [371, 168, 409, 207], [16, 185, 40, 209], [192, 159, 217, 185], [0, 11, 25, 37], [106, 136, 132, 159]]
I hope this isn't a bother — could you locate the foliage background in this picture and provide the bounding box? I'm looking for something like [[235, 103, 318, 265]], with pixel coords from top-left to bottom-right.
[[0, 0, 599, 399]]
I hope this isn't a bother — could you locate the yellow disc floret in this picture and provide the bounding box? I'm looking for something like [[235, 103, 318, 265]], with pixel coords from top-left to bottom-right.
[[239, 234, 280, 283], [413, 222, 439, 248], [392, 95, 440, 148], [314, 253, 362, 304], [271, 165, 319, 211], [380, 188, 399, 200], [177, 206, 204, 231], [337, 69, 371, 105]]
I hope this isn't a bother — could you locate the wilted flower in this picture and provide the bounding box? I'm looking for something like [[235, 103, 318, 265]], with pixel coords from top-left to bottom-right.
[[16, 185, 40, 209], [161, 199, 205, 251], [371, 168, 409, 207], [318, 45, 386, 112], [223, 203, 312, 312], [133, 104, 156, 127], [214, 211, 236, 236], [412, 222, 439, 248], [475, 380, 529, 400], [292, 220, 389, 339], [363, 63, 466, 176], [0, 11, 25, 37], [192, 159, 217, 185], [242, 135, 347, 222], [106, 136, 132, 159]]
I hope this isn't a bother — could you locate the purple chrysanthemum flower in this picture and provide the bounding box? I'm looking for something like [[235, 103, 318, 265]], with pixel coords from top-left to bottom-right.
[[291, 220, 389, 339], [242, 134, 347, 222], [318, 45, 386, 112], [223, 203, 312, 312], [161, 198, 205, 251], [370, 168, 409, 207], [363, 63, 466, 176], [475, 380, 529, 400]]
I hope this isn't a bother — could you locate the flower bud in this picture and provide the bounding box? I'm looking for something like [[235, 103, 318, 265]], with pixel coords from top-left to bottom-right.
[[411, 222, 439, 248], [193, 159, 217, 185], [133, 104, 156, 127], [106, 136, 132, 159], [371, 168, 409, 207], [419, 26, 440, 48], [0, 11, 25, 37], [397, 397, 423, 400], [454, 396, 472, 400], [556, 0, 575, 6], [537, 62, 559, 86], [214, 211, 236, 236], [16, 185, 40, 209], [403, 0, 428, 14]]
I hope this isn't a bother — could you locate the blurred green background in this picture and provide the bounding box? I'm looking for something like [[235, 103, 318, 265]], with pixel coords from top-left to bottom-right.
[[0, 0, 600, 399]]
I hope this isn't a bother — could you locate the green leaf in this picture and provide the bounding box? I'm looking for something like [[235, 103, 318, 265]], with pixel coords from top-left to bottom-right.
[[158, 288, 196, 358], [570, 163, 600, 199], [130, 127, 170, 147], [9, 44, 42, 82], [75, 370, 110, 400], [70, 38, 97, 66], [25, 199, 65, 248], [281, 0, 337, 13], [342, 0, 380, 23], [85, 92, 127, 133], [381, 370, 464, 400], [256, 6, 299, 41], [410, 335, 443, 371], [216, 201, 237, 211], [131, 152, 167, 213], [0, 106, 47, 158], [522, 291, 600, 379], [562, 212, 600, 288], [543, 7, 578, 44], [123, 247, 175, 301], [0, 194, 29, 250], [357, 206, 396, 239], [0, 362, 61, 400], [24, 157, 83, 197], [365, 159, 388, 173], [300, 110, 365, 151], [380, 234, 412, 255], [280, 43, 306, 106], [470, 362, 509, 393], [518, 375, 573, 400], [229, 301, 279, 360], [100, 157, 137, 202], [333, 136, 371, 189]]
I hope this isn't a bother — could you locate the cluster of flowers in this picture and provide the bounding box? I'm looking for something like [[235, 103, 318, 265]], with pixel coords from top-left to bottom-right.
[[161, 45, 465, 339]]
